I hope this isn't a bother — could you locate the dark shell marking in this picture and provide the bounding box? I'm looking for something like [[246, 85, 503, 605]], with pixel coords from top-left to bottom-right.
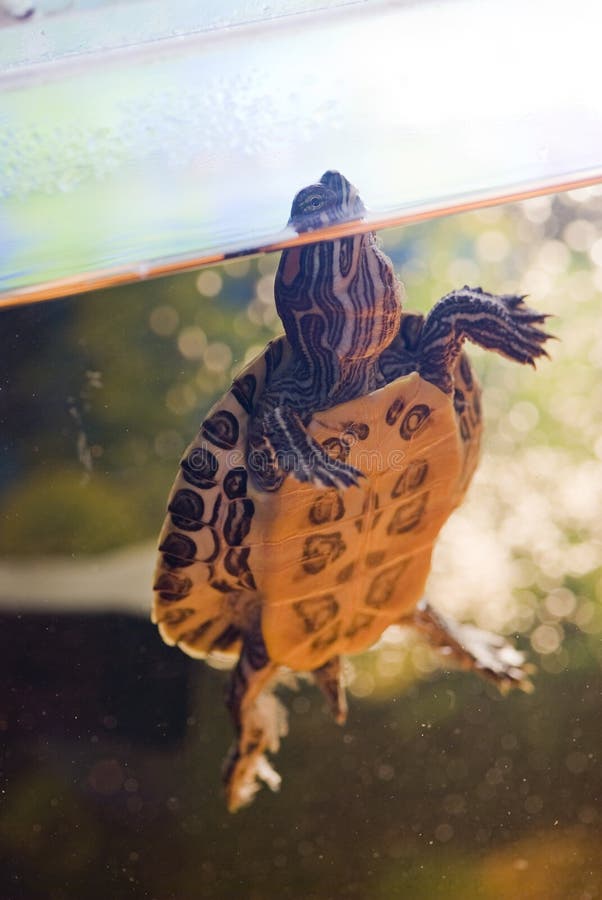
[[264, 338, 284, 382], [177, 620, 215, 646], [321, 436, 350, 462], [387, 494, 428, 535], [159, 532, 197, 568], [366, 550, 386, 568], [225, 547, 257, 590], [391, 459, 428, 498], [293, 594, 339, 633], [202, 410, 240, 450], [159, 401, 259, 640], [335, 562, 355, 583], [311, 622, 341, 652], [365, 561, 408, 609], [168, 489, 205, 531], [181, 447, 219, 489], [301, 533, 346, 575], [399, 404, 431, 440], [343, 421, 370, 441], [385, 395, 405, 426], [309, 491, 344, 525], [224, 467, 248, 500], [224, 499, 255, 547], [345, 612, 374, 638], [231, 373, 257, 414], [158, 607, 196, 626], [154, 572, 194, 603]]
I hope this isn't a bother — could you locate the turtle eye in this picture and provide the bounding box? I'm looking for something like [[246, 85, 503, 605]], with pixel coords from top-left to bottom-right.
[[306, 194, 324, 210], [289, 183, 337, 231]]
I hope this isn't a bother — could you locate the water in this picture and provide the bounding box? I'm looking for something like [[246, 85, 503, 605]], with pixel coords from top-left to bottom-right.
[[2, 187, 602, 898]]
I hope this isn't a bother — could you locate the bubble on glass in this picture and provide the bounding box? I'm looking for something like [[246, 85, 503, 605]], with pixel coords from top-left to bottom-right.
[[476, 230, 511, 263], [349, 670, 375, 698], [446, 257, 480, 286], [443, 793, 467, 815], [434, 823, 454, 843], [203, 341, 233, 373], [565, 751, 588, 774], [563, 219, 597, 252], [154, 429, 184, 459], [575, 601, 601, 634], [177, 326, 208, 360], [411, 644, 438, 674], [544, 588, 577, 619], [88, 758, 124, 795], [565, 269, 596, 305], [292, 696, 310, 715], [297, 840, 314, 857], [475, 205, 504, 223], [196, 270, 223, 298], [508, 401, 539, 433], [520, 267, 554, 299], [225, 258, 251, 279], [524, 795, 543, 814], [376, 763, 395, 782], [149, 304, 179, 336], [501, 733, 518, 751], [530, 623, 563, 654], [521, 195, 552, 224], [240, 343, 267, 367], [578, 806, 598, 824], [127, 796, 143, 814], [258, 254, 278, 276], [588, 236, 602, 266], [165, 384, 197, 416], [256, 273, 275, 305], [567, 184, 602, 202], [536, 240, 571, 274]]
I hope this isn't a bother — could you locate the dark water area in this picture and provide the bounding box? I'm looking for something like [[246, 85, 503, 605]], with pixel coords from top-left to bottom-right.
[[1, 612, 601, 900]]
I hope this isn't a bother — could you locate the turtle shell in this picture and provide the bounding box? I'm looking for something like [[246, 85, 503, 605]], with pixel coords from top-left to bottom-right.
[[152, 315, 483, 671]]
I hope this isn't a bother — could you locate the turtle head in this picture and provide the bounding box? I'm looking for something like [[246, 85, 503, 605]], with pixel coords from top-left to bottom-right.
[[288, 171, 365, 233], [276, 172, 402, 377]]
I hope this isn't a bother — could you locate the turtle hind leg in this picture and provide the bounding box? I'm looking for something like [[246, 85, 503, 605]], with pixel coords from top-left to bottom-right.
[[410, 600, 533, 693], [313, 655, 348, 724], [418, 286, 552, 393], [223, 625, 287, 812]]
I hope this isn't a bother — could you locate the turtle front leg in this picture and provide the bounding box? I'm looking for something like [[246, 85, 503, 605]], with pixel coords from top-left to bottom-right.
[[419, 287, 552, 393], [409, 599, 533, 693], [248, 400, 363, 491], [223, 625, 287, 812]]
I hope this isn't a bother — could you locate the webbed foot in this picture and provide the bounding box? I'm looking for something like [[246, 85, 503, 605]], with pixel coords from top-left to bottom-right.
[[223, 690, 288, 812], [419, 287, 553, 392], [223, 625, 287, 811], [412, 599, 533, 693]]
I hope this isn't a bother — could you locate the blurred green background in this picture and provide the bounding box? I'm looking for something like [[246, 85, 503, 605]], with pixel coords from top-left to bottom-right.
[[1, 186, 601, 899]]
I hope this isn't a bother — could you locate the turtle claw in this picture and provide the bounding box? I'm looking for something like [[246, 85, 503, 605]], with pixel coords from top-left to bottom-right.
[[251, 405, 364, 491], [294, 451, 364, 490], [488, 292, 553, 367]]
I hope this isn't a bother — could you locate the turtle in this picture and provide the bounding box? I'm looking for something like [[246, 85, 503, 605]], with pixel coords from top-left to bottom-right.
[[152, 171, 551, 811]]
